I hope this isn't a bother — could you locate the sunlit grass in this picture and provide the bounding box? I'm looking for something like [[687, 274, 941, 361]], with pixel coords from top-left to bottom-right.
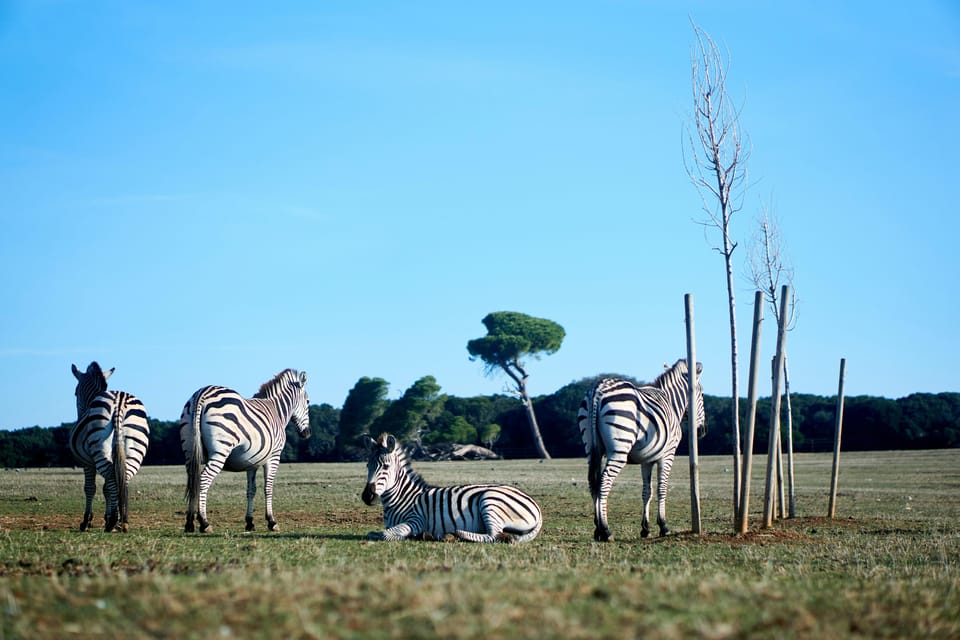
[[1, 450, 958, 638]]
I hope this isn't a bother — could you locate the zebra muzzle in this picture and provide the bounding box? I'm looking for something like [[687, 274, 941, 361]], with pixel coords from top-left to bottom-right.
[[361, 484, 379, 506]]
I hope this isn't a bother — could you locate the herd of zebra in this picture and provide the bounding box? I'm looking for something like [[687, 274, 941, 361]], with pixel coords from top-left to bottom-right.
[[69, 358, 705, 542]]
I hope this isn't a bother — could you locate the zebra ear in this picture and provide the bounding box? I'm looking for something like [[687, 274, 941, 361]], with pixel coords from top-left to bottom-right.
[[299, 371, 308, 386], [72, 364, 82, 380], [696, 362, 703, 375], [385, 434, 397, 452], [360, 434, 376, 450], [103, 367, 115, 381]]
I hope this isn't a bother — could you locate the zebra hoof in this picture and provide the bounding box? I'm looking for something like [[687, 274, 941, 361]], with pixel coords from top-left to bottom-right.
[[245, 518, 255, 532], [641, 528, 650, 538], [199, 522, 211, 534], [267, 522, 279, 532], [594, 528, 613, 543], [366, 531, 386, 541], [659, 527, 670, 537]]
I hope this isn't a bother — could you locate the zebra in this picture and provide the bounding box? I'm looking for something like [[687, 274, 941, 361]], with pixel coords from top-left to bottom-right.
[[70, 362, 150, 532], [361, 432, 543, 543], [180, 368, 311, 533], [578, 358, 705, 542]]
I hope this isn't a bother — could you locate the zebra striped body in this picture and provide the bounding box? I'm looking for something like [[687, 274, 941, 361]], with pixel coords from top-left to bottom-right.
[[180, 369, 310, 533], [578, 359, 705, 542], [70, 362, 150, 532], [362, 433, 542, 543]]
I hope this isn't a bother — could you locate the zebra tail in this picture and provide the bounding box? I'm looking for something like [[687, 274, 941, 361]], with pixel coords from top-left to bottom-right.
[[503, 518, 543, 543], [185, 392, 205, 503], [113, 399, 129, 527], [586, 385, 603, 496]]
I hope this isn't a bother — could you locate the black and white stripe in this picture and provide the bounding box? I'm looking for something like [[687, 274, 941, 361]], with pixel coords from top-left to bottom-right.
[[180, 369, 311, 533], [70, 362, 150, 532], [578, 358, 705, 542], [361, 433, 542, 543]]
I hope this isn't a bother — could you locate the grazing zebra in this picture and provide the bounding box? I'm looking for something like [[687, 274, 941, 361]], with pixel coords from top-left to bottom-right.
[[361, 432, 542, 543], [180, 369, 310, 533], [70, 362, 150, 532], [578, 358, 705, 542]]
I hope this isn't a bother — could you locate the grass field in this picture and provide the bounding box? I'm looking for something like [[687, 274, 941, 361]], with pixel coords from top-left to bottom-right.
[[1, 449, 958, 639]]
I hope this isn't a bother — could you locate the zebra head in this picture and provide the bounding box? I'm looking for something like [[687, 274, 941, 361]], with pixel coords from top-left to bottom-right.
[[361, 433, 402, 506], [693, 362, 707, 439], [661, 359, 707, 439], [71, 361, 114, 419], [289, 370, 311, 439]]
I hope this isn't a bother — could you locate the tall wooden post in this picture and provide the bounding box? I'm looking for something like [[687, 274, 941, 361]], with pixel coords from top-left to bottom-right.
[[828, 358, 847, 518], [685, 294, 702, 534], [762, 285, 790, 528], [735, 291, 764, 535]]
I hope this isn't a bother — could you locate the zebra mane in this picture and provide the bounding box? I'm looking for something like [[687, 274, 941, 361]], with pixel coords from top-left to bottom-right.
[[651, 359, 687, 388], [254, 369, 297, 398]]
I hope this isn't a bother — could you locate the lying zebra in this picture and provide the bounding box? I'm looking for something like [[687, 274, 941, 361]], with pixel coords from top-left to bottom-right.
[[361, 433, 542, 543]]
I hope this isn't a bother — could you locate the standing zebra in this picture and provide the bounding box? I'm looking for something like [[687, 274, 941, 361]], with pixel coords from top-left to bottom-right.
[[70, 362, 150, 532], [578, 358, 705, 542], [361, 432, 543, 543], [180, 369, 310, 533]]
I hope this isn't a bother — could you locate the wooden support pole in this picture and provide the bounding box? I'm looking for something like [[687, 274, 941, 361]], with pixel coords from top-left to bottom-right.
[[828, 358, 847, 518], [685, 293, 702, 535], [735, 291, 764, 535], [762, 285, 790, 529]]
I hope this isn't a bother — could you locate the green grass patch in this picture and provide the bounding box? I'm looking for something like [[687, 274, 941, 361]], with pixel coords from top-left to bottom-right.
[[1, 450, 958, 638]]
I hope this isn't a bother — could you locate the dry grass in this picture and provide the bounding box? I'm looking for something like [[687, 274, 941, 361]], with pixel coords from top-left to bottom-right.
[[0, 450, 958, 639]]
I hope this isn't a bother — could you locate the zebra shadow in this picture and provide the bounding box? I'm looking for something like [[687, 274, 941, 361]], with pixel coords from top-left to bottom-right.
[[174, 531, 367, 541]]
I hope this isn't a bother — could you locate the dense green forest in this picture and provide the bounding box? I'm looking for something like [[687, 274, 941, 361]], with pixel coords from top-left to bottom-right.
[[1, 374, 958, 468]]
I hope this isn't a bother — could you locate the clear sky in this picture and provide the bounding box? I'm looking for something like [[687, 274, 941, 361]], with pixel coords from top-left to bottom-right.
[[2, 1, 958, 429]]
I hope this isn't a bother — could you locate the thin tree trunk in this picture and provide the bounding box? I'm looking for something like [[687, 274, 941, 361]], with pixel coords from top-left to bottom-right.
[[725, 244, 741, 516], [783, 353, 796, 518], [502, 361, 551, 459]]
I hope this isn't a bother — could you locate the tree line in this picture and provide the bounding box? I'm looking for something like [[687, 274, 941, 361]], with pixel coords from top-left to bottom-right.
[[1, 374, 957, 468]]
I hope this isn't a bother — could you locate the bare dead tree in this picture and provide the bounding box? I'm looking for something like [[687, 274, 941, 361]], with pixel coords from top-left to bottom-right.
[[683, 20, 750, 517], [747, 200, 799, 517]]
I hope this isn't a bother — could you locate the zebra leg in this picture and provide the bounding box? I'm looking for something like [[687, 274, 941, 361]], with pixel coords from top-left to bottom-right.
[[594, 457, 625, 542], [101, 465, 120, 533], [80, 466, 96, 532], [367, 522, 416, 541], [656, 457, 674, 536], [640, 463, 654, 538], [196, 457, 225, 533], [245, 468, 257, 531], [263, 459, 279, 531]]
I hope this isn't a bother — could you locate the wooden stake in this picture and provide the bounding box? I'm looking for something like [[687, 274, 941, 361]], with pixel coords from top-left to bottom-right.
[[735, 291, 764, 535], [762, 285, 790, 528], [685, 293, 702, 535], [828, 358, 847, 518]]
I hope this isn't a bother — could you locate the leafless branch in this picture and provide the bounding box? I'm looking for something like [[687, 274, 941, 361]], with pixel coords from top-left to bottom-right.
[[746, 197, 799, 330], [683, 19, 751, 257]]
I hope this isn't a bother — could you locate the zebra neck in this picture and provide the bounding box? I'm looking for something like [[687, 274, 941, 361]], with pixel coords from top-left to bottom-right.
[[662, 373, 689, 418], [259, 392, 293, 426], [381, 463, 429, 511]]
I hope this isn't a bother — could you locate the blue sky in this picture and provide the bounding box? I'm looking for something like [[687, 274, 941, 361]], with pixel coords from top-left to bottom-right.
[[1, 1, 958, 429]]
